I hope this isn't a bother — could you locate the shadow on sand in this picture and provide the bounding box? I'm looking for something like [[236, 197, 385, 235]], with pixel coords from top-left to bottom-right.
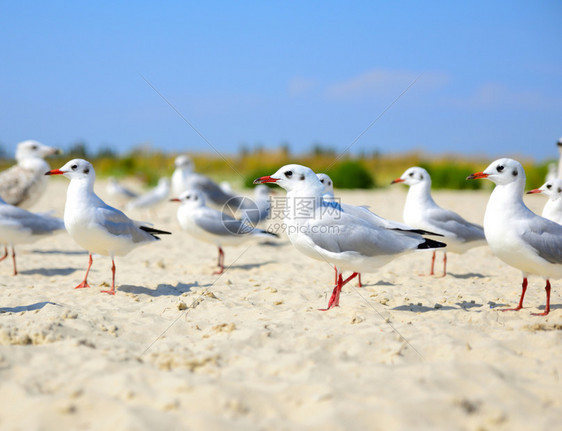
[[0, 301, 59, 313], [118, 282, 201, 297]]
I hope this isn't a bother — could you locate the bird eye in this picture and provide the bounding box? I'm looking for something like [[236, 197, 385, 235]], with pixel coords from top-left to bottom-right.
[[320, 179, 325, 184], [496, 165, 504, 172], [547, 184, 552, 189], [512, 169, 518, 177], [83, 168, 89, 174], [31, 145, 38, 150], [328, 181, 332, 186], [71, 164, 77, 170], [409, 172, 414, 177], [285, 171, 293, 178]]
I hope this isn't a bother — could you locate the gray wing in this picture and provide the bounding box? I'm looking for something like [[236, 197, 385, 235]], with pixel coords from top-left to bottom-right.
[[301, 212, 425, 257], [521, 216, 562, 264], [0, 205, 65, 235], [425, 207, 485, 242], [187, 174, 252, 209], [0, 165, 35, 206], [192, 207, 254, 236], [95, 204, 155, 243]]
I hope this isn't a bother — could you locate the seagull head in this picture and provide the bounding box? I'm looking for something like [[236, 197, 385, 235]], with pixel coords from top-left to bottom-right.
[[467, 158, 525, 186], [253, 164, 324, 196], [170, 189, 206, 208], [45, 159, 95, 182], [316, 173, 334, 196], [174, 154, 193, 171], [391, 166, 430, 186], [527, 178, 562, 200], [16, 140, 61, 162]]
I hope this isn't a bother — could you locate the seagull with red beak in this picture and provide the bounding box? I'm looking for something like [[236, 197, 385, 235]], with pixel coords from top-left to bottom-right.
[[467, 158, 562, 315], [45, 159, 170, 295], [254, 164, 446, 310], [526, 178, 562, 225]]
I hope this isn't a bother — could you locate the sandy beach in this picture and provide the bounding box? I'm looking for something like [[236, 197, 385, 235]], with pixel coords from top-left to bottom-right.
[[0, 177, 560, 431]]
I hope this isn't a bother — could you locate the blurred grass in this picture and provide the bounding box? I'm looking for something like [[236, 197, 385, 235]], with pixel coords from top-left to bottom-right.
[[0, 142, 553, 190]]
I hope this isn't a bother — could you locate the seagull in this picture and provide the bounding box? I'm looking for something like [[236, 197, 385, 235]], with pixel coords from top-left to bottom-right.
[[171, 154, 251, 210], [527, 179, 562, 225], [254, 164, 446, 310], [467, 158, 562, 315], [126, 177, 170, 212], [0, 197, 65, 275], [45, 159, 171, 295], [317, 173, 335, 201], [0, 140, 61, 209], [106, 177, 139, 203], [392, 167, 486, 276], [171, 189, 278, 274]]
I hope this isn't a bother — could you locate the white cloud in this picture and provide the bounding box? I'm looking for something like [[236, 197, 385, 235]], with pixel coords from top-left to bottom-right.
[[323, 68, 450, 101]]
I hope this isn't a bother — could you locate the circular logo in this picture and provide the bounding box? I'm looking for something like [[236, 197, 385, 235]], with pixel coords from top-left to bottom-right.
[[221, 196, 259, 235]]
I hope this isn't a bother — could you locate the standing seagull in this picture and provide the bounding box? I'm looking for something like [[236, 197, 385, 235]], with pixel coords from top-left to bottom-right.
[[171, 190, 277, 274], [467, 158, 562, 315], [46, 159, 171, 295], [0, 140, 61, 209], [392, 167, 486, 276], [527, 179, 562, 225], [0, 197, 65, 275], [255, 164, 446, 310], [126, 177, 170, 213]]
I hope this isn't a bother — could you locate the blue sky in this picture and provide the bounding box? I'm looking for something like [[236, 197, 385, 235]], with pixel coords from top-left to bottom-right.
[[1, 1, 561, 160]]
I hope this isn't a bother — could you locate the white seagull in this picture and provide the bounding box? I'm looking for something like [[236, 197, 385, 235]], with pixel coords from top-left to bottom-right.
[[171, 154, 251, 210], [240, 184, 272, 227], [0, 140, 61, 209], [126, 177, 170, 212], [171, 189, 277, 274], [46, 159, 171, 295], [392, 167, 486, 276], [467, 158, 562, 315], [254, 164, 446, 310], [106, 177, 139, 203], [317, 173, 335, 201], [0, 197, 65, 275], [527, 179, 562, 225]]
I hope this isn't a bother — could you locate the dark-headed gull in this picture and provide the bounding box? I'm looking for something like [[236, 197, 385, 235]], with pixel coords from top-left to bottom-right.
[[0, 140, 61, 209], [392, 167, 486, 276], [467, 158, 562, 315], [527, 179, 562, 225], [46, 159, 171, 295], [0, 197, 65, 275], [255, 164, 446, 310], [171, 190, 277, 274]]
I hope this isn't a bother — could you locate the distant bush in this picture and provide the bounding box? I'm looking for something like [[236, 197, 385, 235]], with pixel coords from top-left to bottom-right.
[[325, 160, 375, 189], [419, 162, 482, 190]]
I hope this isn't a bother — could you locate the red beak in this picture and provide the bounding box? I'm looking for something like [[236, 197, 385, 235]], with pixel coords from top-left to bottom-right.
[[526, 188, 542, 194], [253, 176, 278, 184], [169, 198, 181, 202], [466, 171, 488, 180], [390, 178, 404, 184], [45, 169, 64, 176]]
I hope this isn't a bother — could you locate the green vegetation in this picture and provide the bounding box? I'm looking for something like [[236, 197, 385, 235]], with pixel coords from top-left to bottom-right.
[[0, 141, 554, 190]]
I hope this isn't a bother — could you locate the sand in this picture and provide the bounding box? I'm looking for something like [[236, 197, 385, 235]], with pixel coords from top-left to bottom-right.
[[0, 177, 560, 431]]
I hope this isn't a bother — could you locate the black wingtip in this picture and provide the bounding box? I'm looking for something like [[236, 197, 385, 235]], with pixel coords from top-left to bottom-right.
[[261, 229, 279, 238], [417, 238, 447, 249], [391, 227, 444, 237], [140, 226, 172, 238]]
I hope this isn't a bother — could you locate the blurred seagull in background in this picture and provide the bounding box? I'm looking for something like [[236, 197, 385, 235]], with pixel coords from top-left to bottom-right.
[[0, 196, 65, 275], [240, 184, 272, 227], [106, 176, 139, 204], [126, 177, 170, 214], [255, 164, 446, 310], [46, 159, 171, 295], [527, 178, 562, 225], [172, 189, 277, 274], [467, 158, 562, 315], [0, 140, 61, 209], [392, 166, 486, 276]]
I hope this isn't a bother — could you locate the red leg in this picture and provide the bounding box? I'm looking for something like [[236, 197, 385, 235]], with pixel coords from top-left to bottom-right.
[[440, 252, 447, 277], [75, 254, 93, 289], [420, 251, 436, 276], [11, 247, 17, 276], [0, 246, 8, 262], [334, 266, 338, 285], [101, 259, 116, 295], [531, 280, 551, 316], [320, 272, 359, 310], [501, 277, 527, 312], [357, 273, 363, 287], [213, 247, 225, 275]]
